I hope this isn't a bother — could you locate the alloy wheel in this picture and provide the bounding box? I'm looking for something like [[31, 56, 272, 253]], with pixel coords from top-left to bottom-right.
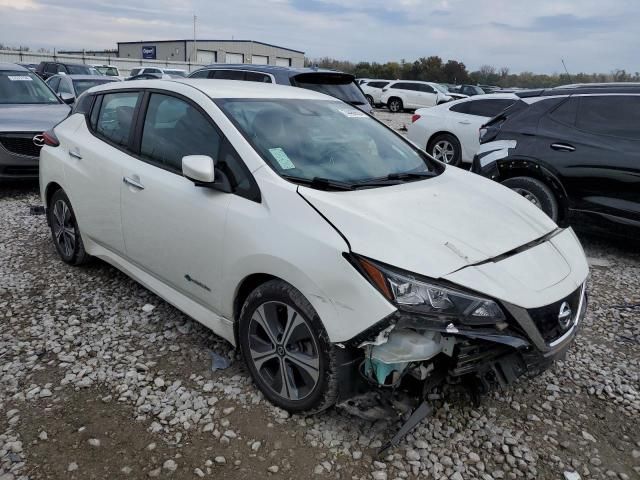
[[432, 140, 456, 163], [247, 301, 320, 401], [52, 199, 76, 258], [512, 188, 542, 209], [389, 100, 401, 112]]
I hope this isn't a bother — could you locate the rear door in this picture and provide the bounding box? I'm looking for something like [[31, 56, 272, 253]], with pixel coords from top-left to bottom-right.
[[538, 94, 640, 225], [64, 90, 142, 254], [415, 83, 438, 108]]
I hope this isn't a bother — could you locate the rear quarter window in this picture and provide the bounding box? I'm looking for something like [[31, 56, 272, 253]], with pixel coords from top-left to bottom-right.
[[576, 95, 640, 139]]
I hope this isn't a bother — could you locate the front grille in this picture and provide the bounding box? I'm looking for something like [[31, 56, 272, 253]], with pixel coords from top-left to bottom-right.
[[0, 133, 42, 158], [528, 287, 583, 343]]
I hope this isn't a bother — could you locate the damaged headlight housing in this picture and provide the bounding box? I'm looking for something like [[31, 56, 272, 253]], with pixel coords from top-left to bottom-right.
[[353, 255, 506, 325]]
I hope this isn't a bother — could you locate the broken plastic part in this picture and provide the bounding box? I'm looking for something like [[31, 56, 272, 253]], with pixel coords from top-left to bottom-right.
[[369, 330, 443, 364], [378, 400, 433, 456]]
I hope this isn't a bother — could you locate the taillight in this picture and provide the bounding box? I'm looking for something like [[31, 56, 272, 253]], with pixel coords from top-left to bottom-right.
[[411, 114, 421, 123], [42, 129, 59, 147]]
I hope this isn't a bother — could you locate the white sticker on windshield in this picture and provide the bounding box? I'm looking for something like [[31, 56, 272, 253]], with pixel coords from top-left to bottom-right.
[[7, 75, 33, 81], [269, 147, 295, 170], [338, 108, 367, 118]]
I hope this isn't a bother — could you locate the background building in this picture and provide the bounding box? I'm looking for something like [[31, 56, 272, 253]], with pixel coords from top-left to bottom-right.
[[117, 40, 304, 67]]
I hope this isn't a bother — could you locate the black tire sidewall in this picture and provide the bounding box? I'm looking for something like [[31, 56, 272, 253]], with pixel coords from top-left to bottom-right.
[[48, 189, 84, 265], [388, 98, 402, 112], [502, 176, 559, 222], [238, 280, 336, 413], [428, 134, 462, 166], [365, 95, 374, 107]]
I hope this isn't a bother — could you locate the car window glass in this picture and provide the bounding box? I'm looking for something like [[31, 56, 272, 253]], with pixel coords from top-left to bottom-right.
[[577, 96, 640, 139], [145, 68, 161, 74], [95, 92, 140, 147], [48, 77, 61, 91], [212, 70, 245, 80], [449, 102, 470, 114], [90, 95, 102, 129], [189, 70, 210, 79], [467, 99, 516, 117], [0, 70, 60, 104], [140, 93, 221, 172], [549, 97, 578, 125], [218, 138, 254, 198], [59, 79, 74, 95], [419, 84, 435, 93], [368, 81, 388, 89], [130, 68, 140, 76], [44, 63, 57, 74], [245, 71, 272, 83]]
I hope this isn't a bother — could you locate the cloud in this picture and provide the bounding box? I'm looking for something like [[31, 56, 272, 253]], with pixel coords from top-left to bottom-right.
[[0, 0, 638, 74]]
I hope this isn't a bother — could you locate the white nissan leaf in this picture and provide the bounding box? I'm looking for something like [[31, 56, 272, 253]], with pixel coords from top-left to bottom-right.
[[39, 80, 588, 434]]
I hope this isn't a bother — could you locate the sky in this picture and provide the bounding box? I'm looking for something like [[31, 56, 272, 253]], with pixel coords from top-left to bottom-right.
[[1, 0, 639, 74]]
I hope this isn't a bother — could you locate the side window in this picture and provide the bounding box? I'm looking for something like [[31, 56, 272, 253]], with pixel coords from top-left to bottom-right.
[[577, 96, 640, 139], [189, 70, 210, 79], [419, 84, 436, 93], [449, 102, 470, 114], [212, 70, 245, 80], [390, 83, 403, 90], [145, 68, 161, 74], [48, 77, 61, 91], [218, 138, 258, 201], [44, 63, 57, 74], [245, 71, 272, 83], [130, 68, 140, 76], [467, 99, 517, 117], [549, 97, 578, 125], [95, 92, 140, 148], [56, 64, 67, 74], [89, 95, 102, 130], [140, 94, 221, 172]]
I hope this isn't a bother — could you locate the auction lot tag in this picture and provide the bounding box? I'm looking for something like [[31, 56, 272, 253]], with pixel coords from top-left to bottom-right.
[[269, 147, 295, 170], [338, 108, 367, 118], [7, 75, 33, 81]]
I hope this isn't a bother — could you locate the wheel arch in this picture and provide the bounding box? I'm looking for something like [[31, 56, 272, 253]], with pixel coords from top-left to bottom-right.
[[44, 181, 63, 209], [426, 131, 459, 151], [496, 158, 570, 225], [232, 273, 278, 344]]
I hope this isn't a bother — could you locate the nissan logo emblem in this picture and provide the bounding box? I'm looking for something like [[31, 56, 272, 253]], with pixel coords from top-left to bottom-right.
[[33, 134, 45, 148], [558, 301, 572, 330]]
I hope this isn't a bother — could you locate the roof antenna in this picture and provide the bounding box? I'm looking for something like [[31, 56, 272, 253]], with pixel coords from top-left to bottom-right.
[[561, 59, 573, 84]]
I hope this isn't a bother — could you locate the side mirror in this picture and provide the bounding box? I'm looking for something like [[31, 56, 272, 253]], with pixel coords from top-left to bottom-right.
[[182, 155, 231, 192], [60, 92, 75, 104]]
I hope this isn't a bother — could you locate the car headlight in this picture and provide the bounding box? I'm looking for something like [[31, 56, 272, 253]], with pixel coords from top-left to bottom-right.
[[353, 255, 506, 325]]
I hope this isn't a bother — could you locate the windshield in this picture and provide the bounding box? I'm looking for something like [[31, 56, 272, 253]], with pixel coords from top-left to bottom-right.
[[96, 66, 119, 76], [72, 79, 115, 96], [218, 99, 438, 186], [292, 73, 368, 105], [65, 65, 93, 75], [0, 70, 60, 104], [433, 83, 449, 94]]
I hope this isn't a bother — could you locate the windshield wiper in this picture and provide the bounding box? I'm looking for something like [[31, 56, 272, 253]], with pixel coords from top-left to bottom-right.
[[355, 171, 436, 187], [281, 175, 355, 191], [386, 171, 436, 180]]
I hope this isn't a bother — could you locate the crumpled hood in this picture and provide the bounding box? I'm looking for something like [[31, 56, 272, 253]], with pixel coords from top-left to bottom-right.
[[299, 167, 557, 279], [0, 104, 70, 133]]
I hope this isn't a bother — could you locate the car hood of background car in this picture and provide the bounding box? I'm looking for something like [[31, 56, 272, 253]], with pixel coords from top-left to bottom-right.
[[0, 104, 70, 132], [299, 167, 558, 279]]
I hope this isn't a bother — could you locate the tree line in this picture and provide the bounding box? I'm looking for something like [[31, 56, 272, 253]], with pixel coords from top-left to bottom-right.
[[305, 56, 640, 89]]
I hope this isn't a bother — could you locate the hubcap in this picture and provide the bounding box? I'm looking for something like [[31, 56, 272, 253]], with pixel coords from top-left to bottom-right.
[[248, 301, 320, 401], [52, 199, 76, 258], [432, 140, 456, 163], [512, 188, 542, 209], [390, 101, 400, 112]]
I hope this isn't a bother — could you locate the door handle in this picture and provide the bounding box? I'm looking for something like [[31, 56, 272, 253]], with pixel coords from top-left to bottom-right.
[[123, 176, 145, 190], [551, 143, 576, 152], [68, 150, 82, 160], [458, 121, 471, 125]]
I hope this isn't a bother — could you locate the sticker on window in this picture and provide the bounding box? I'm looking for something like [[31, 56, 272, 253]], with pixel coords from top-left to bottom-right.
[[7, 75, 33, 81], [269, 147, 295, 170], [338, 108, 367, 118]]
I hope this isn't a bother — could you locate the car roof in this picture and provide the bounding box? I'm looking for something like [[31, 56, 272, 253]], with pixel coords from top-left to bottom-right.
[[0, 63, 28, 72], [87, 79, 338, 101], [62, 74, 119, 80], [195, 64, 351, 77]]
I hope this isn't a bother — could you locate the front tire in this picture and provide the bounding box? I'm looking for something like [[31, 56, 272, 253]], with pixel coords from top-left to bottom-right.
[[388, 97, 403, 113], [238, 280, 338, 413], [502, 176, 559, 222], [365, 95, 374, 107], [428, 133, 462, 166], [48, 189, 90, 265]]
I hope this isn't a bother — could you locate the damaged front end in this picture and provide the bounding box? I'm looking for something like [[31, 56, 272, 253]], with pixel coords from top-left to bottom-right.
[[337, 254, 587, 453]]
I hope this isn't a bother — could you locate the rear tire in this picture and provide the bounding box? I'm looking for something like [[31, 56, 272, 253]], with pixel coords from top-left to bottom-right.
[[48, 189, 90, 266], [365, 95, 374, 107], [502, 176, 559, 222], [238, 280, 338, 413], [388, 97, 403, 113], [427, 133, 462, 166]]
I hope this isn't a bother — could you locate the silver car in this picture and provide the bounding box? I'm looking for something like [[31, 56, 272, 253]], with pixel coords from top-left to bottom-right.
[[0, 63, 70, 180]]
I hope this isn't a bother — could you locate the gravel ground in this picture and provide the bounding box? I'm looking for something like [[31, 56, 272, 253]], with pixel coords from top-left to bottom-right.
[[1, 112, 639, 480]]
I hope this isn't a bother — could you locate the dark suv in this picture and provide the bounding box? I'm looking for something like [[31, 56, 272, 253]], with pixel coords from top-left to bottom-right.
[[472, 83, 640, 238], [35, 62, 97, 80], [188, 64, 372, 114]]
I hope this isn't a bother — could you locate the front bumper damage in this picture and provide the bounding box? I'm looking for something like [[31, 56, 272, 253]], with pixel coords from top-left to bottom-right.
[[335, 282, 587, 453]]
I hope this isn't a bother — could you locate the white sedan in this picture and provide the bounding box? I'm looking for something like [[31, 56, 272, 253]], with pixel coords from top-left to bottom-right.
[[39, 80, 587, 421], [408, 93, 518, 166]]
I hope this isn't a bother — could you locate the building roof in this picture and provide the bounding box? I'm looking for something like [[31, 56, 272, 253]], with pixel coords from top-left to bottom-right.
[[88, 79, 333, 101], [117, 39, 305, 55]]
